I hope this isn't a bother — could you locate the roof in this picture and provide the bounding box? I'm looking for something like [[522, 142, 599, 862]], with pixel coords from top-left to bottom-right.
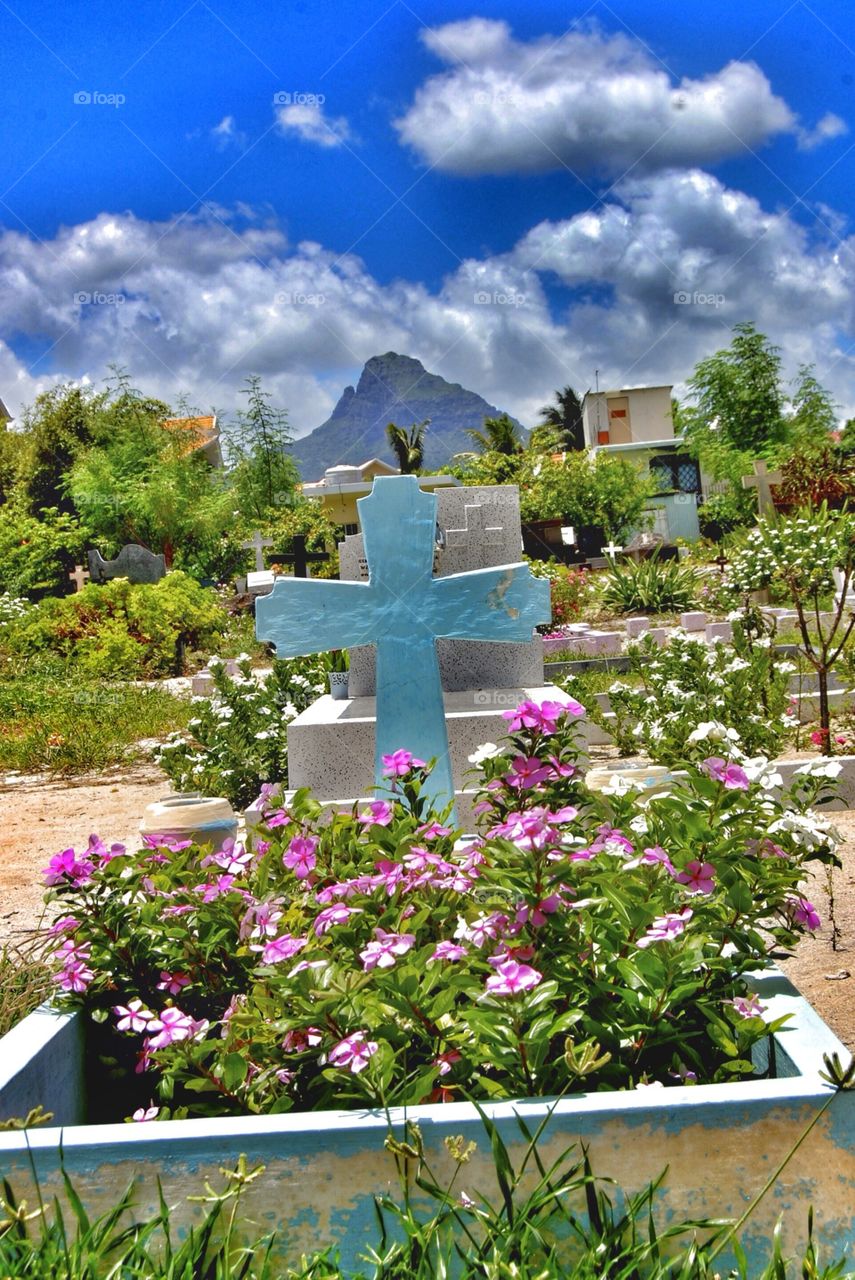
[[583, 385, 672, 400], [161, 415, 223, 467], [0, 397, 11, 423]]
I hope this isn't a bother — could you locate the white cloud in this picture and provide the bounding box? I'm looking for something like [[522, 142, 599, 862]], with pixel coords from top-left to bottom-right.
[[0, 172, 853, 436], [210, 114, 247, 149], [276, 101, 351, 148], [796, 112, 848, 151], [394, 18, 840, 176]]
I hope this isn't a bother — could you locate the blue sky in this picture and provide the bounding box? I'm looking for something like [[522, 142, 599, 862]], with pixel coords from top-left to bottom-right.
[[0, 0, 853, 432]]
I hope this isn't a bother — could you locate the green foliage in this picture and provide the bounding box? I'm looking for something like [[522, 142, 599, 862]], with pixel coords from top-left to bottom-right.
[[0, 670, 190, 773], [386, 420, 428, 473], [228, 375, 300, 522], [157, 654, 329, 809], [597, 619, 791, 764], [47, 706, 836, 1120], [698, 487, 757, 538], [528, 561, 595, 628], [518, 451, 656, 538], [0, 501, 90, 598], [536, 384, 585, 451], [681, 323, 787, 459], [2, 573, 225, 678], [15, 384, 101, 514], [467, 413, 523, 456], [601, 552, 699, 614]]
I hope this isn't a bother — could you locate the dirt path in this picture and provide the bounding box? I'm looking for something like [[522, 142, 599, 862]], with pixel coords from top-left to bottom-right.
[[1, 768, 853, 1052], [0, 763, 172, 946]]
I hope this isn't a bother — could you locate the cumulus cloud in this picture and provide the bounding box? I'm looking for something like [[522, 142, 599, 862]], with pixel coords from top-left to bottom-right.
[[394, 18, 840, 176], [210, 115, 247, 149], [0, 173, 853, 434], [796, 111, 848, 150], [276, 100, 351, 148]]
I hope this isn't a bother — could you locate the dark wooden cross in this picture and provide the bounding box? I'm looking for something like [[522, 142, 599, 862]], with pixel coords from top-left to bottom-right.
[[711, 552, 729, 575], [268, 535, 330, 578]]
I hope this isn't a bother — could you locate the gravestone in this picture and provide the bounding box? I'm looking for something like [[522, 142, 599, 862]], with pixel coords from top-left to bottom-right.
[[742, 459, 782, 518], [833, 568, 855, 612], [344, 485, 544, 696], [68, 564, 90, 592], [256, 477, 551, 816], [241, 532, 274, 572], [268, 535, 329, 578], [87, 544, 166, 585]]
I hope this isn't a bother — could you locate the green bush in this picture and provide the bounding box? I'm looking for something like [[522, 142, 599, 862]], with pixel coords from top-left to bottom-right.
[[602, 552, 699, 614], [1, 572, 225, 677], [156, 654, 329, 808], [0, 502, 90, 598]]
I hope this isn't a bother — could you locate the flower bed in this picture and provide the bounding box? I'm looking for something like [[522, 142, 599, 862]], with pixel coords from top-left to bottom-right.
[[2, 695, 854, 1267]]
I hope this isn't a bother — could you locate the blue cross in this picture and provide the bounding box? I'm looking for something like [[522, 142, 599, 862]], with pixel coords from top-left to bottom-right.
[[255, 476, 550, 817]]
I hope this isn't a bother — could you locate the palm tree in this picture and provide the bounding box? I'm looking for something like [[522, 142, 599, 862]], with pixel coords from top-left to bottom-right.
[[467, 414, 523, 456], [386, 419, 428, 474], [537, 386, 584, 451]]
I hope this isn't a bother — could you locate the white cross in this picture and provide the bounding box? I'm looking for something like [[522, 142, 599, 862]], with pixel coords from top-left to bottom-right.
[[741, 459, 782, 518], [445, 503, 504, 549], [603, 540, 623, 559], [241, 531, 274, 571], [68, 564, 90, 591]]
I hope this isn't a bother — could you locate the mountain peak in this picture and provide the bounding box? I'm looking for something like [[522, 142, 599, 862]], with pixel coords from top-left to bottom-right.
[[291, 354, 521, 479]]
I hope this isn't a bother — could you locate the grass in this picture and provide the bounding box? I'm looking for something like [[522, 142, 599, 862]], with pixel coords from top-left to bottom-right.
[[0, 671, 190, 775], [0, 942, 53, 1038]]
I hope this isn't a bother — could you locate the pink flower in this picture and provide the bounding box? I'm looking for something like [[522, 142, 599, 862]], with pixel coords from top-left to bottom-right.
[[548, 756, 576, 779], [357, 800, 394, 826], [485, 959, 542, 997], [455, 912, 513, 947], [114, 1000, 155, 1033], [811, 729, 829, 747], [258, 933, 308, 964], [702, 757, 750, 790], [146, 1007, 206, 1050], [359, 928, 416, 971], [210, 840, 254, 875], [48, 915, 79, 934], [489, 808, 556, 852], [53, 961, 94, 993], [428, 940, 468, 964], [132, 1105, 159, 1122], [282, 1026, 323, 1053], [327, 1031, 379, 1074], [142, 834, 192, 852], [156, 971, 191, 995], [314, 903, 362, 935], [628, 845, 675, 875], [418, 821, 453, 840], [43, 847, 95, 887], [636, 908, 693, 949], [729, 994, 766, 1019], [283, 835, 319, 880], [87, 834, 126, 865], [239, 900, 283, 940], [502, 698, 583, 734], [195, 874, 237, 902], [674, 861, 716, 894], [434, 1049, 462, 1077], [381, 749, 427, 777], [786, 896, 821, 931], [505, 756, 552, 790]]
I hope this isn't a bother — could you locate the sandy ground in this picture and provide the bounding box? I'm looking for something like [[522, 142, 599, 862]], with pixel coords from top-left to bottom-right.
[[0, 765, 852, 1053]]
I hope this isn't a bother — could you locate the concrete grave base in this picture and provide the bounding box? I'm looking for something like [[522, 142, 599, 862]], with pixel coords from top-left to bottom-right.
[[0, 972, 852, 1272], [285, 685, 573, 803]]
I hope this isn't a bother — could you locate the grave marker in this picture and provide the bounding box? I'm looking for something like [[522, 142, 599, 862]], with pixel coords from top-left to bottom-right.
[[741, 459, 782, 518], [241, 532, 274, 572], [87, 544, 166, 585], [256, 476, 550, 815], [68, 564, 90, 592], [268, 535, 329, 578]]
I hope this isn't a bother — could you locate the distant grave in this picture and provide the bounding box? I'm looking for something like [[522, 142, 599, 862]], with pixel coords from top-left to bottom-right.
[[87, 544, 166, 585]]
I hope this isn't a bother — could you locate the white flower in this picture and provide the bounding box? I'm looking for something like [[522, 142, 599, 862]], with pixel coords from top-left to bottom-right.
[[256, 731, 272, 741], [794, 759, 843, 780], [468, 742, 502, 765], [282, 703, 298, 719]]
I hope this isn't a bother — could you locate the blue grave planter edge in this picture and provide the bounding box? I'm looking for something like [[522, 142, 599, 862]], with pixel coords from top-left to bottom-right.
[[0, 968, 852, 1270]]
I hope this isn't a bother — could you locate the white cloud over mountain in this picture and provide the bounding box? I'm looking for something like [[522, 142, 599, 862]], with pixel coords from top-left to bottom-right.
[[0, 168, 853, 433], [395, 18, 842, 177]]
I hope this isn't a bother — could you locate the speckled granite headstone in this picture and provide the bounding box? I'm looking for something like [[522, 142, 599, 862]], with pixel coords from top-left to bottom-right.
[[344, 485, 544, 696]]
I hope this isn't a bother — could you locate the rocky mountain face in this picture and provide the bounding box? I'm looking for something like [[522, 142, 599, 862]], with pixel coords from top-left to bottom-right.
[[290, 352, 522, 478]]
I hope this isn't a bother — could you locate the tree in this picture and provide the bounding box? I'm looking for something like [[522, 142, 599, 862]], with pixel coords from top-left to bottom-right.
[[681, 323, 786, 460], [467, 414, 523, 456], [386, 420, 428, 474], [517, 451, 655, 540], [536, 386, 585, 451], [17, 384, 102, 514], [228, 376, 299, 521], [786, 365, 838, 448]]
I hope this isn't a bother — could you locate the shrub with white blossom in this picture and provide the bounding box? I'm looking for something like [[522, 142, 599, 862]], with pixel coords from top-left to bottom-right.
[[727, 506, 855, 747], [586, 619, 791, 765], [156, 654, 328, 809]]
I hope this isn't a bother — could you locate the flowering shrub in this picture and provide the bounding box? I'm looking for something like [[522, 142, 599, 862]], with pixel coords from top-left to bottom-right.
[[0, 592, 28, 627], [727, 507, 855, 745], [529, 561, 594, 630], [601, 553, 700, 615], [597, 619, 791, 764], [43, 697, 838, 1121], [156, 654, 327, 809]]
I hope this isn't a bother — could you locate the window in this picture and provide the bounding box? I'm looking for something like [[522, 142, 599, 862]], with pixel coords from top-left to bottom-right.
[[649, 453, 700, 494], [343, 523, 359, 536]]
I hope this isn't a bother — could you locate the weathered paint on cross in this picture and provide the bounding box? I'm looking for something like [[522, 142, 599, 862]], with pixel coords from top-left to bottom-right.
[[256, 476, 551, 815]]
